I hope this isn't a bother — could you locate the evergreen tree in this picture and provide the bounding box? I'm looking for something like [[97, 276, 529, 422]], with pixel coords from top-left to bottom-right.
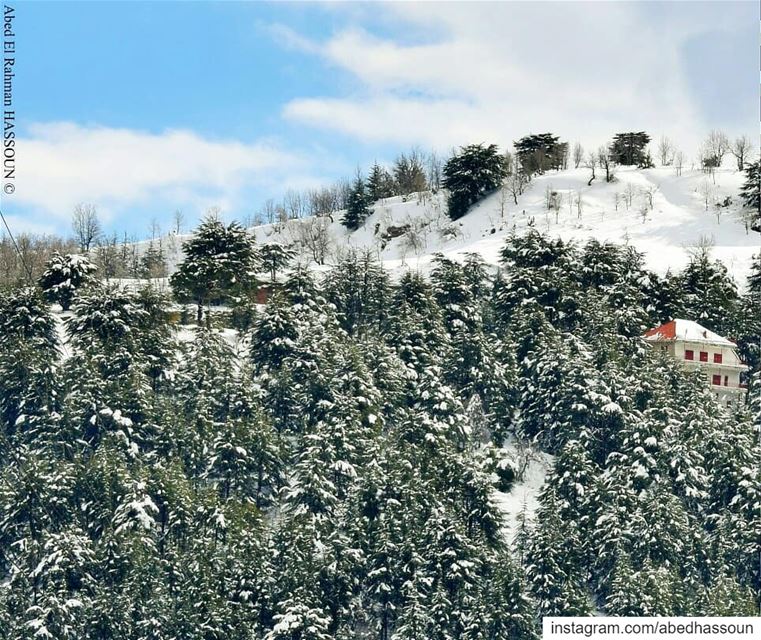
[[170, 217, 258, 323], [513, 133, 568, 176], [38, 253, 97, 311], [739, 159, 760, 232], [140, 241, 167, 278], [494, 230, 581, 330], [325, 249, 391, 336], [0, 288, 60, 449], [367, 163, 396, 202], [677, 246, 739, 335], [609, 132, 652, 166], [525, 487, 591, 615], [260, 242, 296, 282], [442, 143, 507, 220], [342, 175, 372, 231], [393, 151, 428, 197]]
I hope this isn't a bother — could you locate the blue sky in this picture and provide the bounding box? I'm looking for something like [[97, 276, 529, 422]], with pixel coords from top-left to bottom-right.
[[3, 1, 758, 239]]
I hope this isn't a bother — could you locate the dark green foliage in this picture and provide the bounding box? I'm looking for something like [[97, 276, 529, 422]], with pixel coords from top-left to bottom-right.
[[1, 228, 759, 635], [38, 252, 97, 310], [514, 133, 568, 176], [342, 175, 373, 231], [366, 163, 396, 202], [324, 249, 390, 336], [609, 131, 652, 166], [259, 242, 295, 282], [170, 217, 258, 323], [140, 241, 167, 278], [739, 159, 760, 232], [676, 246, 739, 336], [0, 288, 60, 450], [442, 143, 508, 220], [494, 229, 581, 329]]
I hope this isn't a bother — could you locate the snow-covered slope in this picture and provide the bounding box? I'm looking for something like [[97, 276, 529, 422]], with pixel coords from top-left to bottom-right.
[[492, 440, 554, 543], [147, 165, 760, 286], [262, 165, 758, 284]]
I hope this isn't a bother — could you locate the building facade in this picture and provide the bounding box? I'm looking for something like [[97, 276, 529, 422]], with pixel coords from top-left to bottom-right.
[[643, 319, 748, 404]]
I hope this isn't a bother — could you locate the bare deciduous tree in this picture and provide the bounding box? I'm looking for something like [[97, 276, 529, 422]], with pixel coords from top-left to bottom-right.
[[730, 135, 752, 171], [623, 183, 635, 210], [503, 150, 515, 176], [291, 217, 332, 265], [505, 172, 527, 205], [284, 190, 307, 220], [94, 233, 121, 280], [643, 185, 658, 210], [674, 151, 685, 176], [72, 203, 101, 253], [261, 199, 277, 225], [704, 130, 730, 166], [0, 233, 77, 285], [308, 187, 338, 218], [498, 182, 509, 219], [657, 136, 674, 166], [572, 142, 584, 169], [584, 152, 597, 186], [597, 146, 615, 182], [172, 209, 185, 234], [698, 179, 714, 211], [426, 151, 443, 192], [149, 218, 161, 241]]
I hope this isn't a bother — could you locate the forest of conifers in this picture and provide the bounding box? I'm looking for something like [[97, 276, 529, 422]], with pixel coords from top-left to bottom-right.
[[1, 229, 759, 639]]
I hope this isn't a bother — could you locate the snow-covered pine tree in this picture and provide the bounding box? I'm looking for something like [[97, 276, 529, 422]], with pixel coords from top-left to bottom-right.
[[0, 287, 61, 449], [325, 249, 391, 336], [206, 384, 282, 504], [342, 174, 372, 231], [494, 229, 581, 330], [524, 486, 591, 616], [38, 252, 97, 311], [172, 325, 236, 475], [259, 241, 296, 282], [170, 216, 258, 323], [734, 252, 761, 372], [677, 245, 739, 335]]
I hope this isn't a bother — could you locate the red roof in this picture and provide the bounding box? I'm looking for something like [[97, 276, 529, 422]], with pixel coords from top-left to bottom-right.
[[644, 320, 676, 340], [642, 319, 736, 346]]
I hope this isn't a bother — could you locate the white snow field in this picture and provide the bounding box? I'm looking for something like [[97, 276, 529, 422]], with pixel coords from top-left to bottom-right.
[[145, 164, 759, 287], [492, 440, 554, 543]]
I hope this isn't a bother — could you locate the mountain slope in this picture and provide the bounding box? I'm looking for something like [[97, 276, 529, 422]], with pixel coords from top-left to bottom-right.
[[149, 164, 759, 286]]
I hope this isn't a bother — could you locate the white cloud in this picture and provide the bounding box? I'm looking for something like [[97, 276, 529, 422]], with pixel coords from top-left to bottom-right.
[[9, 122, 305, 223], [280, 2, 754, 155]]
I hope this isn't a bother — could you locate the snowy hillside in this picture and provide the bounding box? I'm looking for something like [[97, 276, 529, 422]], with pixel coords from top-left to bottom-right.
[[148, 165, 759, 287]]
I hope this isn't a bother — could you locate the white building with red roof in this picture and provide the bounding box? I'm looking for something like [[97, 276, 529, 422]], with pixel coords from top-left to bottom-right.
[[643, 319, 748, 404]]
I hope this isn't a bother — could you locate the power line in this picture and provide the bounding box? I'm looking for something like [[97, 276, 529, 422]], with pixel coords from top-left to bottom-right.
[[0, 206, 33, 283]]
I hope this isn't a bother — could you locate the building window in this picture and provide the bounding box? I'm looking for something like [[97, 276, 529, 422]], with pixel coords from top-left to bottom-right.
[[700, 351, 708, 362], [685, 350, 694, 360], [712, 374, 721, 386], [713, 353, 722, 363], [724, 376, 728, 386]]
